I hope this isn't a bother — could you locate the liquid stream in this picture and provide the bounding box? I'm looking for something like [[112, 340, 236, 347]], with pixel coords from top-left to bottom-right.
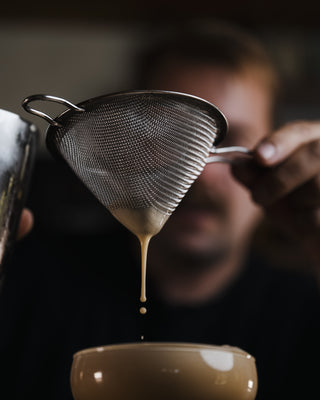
[[110, 207, 169, 315]]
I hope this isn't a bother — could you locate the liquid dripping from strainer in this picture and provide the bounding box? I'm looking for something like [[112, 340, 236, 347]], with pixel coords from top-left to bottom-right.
[[110, 207, 170, 314], [21, 90, 231, 315]]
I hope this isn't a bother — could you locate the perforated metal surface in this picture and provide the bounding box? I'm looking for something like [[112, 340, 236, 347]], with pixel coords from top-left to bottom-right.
[[46, 91, 226, 215]]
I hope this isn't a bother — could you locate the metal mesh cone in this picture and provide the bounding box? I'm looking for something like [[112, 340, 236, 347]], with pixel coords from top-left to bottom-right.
[[46, 91, 223, 217]]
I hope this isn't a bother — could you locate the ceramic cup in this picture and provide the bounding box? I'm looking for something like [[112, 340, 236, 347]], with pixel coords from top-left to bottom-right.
[[71, 342, 258, 400]]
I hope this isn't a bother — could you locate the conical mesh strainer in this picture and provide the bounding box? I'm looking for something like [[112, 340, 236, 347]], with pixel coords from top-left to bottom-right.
[[22, 90, 250, 218]]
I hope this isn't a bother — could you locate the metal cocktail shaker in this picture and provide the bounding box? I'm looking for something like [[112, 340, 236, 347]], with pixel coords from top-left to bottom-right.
[[0, 109, 38, 285]]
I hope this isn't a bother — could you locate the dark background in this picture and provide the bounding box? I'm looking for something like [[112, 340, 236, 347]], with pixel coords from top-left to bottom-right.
[[1, 1, 320, 134]]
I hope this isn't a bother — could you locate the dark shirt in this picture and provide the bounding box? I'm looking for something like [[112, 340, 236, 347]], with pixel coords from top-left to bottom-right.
[[0, 229, 319, 400]]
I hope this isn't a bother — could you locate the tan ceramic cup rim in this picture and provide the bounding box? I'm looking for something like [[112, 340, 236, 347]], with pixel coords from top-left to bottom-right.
[[73, 342, 255, 360]]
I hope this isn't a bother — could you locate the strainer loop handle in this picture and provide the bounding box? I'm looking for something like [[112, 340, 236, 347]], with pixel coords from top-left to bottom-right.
[[207, 146, 252, 164], [22, 94, 85, 127]]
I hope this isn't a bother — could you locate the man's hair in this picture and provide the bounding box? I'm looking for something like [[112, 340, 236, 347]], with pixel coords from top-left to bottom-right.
[[135, 21, 279, 99]]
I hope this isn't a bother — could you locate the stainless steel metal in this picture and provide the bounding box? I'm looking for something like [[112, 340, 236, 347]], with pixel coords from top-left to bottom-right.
[[0, 109, 38, 284], [22, 92, 252, 164], [207, 146, 252, 164], [22, 90, 227, 142], [22, 90, 229, 217], [21, 90, 251, 221], [22, 94, 84, 127]]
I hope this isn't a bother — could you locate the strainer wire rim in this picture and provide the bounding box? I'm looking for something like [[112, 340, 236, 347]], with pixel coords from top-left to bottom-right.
[[45, 89, 228, 160]]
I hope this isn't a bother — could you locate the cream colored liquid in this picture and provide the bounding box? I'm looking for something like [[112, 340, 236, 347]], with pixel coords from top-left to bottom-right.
[[110, 207, 169, 314]]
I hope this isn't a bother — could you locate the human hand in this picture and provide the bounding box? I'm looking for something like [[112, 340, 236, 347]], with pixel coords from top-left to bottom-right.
[[17, 208, 34, 240], [232, 121, 320, 268]]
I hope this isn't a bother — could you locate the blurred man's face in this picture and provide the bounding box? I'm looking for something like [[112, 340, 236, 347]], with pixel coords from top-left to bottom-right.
[[148, 60, 272, 269]]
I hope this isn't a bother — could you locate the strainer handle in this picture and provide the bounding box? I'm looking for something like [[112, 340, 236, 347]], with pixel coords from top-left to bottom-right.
[[207, 146, 252, 164], [22, 94, 84, 127]]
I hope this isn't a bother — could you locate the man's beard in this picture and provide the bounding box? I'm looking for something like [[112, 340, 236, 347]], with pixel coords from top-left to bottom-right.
[[170, 243, 231, 272], [148, 178, 236, 273], [149, 227, 233, 273]]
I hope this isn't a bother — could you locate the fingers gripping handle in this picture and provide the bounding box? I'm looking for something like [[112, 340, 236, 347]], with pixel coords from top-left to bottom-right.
[[22, 94, 84, 127]]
